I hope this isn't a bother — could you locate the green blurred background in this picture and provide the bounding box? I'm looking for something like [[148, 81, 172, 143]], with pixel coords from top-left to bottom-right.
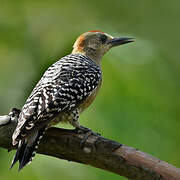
[[0, 0, 180, 179]]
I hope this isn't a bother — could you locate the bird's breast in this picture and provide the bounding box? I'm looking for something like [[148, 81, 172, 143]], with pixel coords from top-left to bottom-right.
[[78, 79, 102, 113]]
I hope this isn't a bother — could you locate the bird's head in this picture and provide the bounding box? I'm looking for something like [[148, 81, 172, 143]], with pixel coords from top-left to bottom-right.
[[72, 31, 134, 64]]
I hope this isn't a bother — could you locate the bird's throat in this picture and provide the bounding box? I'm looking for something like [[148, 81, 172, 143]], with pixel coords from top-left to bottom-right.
[[72, 49, 102, 65]]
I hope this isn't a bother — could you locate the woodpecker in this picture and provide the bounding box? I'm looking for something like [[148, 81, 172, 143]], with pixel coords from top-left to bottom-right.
[[10, 30, 133, 171]]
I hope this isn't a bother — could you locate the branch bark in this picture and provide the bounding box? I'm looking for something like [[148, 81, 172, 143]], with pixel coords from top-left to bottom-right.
[[0, 112, 180, 180]]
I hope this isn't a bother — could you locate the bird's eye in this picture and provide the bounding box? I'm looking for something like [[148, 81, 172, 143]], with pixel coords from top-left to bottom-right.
[[100, 34, 107, 44]]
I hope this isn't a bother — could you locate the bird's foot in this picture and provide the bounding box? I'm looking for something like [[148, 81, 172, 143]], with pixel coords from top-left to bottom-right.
[[75, 126, 101, 147], [75, 125, 100, 136]]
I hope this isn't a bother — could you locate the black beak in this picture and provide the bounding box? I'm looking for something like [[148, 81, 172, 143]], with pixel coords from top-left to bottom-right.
[[108, 37, 134, 47]]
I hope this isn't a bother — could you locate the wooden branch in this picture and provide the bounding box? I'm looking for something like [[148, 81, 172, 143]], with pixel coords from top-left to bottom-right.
[[0, 112, 180, 180]]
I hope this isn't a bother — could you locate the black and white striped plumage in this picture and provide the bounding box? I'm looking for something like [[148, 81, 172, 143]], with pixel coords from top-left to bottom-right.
[[11, 54, 102, 170]]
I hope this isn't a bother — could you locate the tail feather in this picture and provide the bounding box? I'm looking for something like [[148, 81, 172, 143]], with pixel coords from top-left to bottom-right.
[[10, 127, 46, 171], [10, 140, 27, 169], [19, 145, 33, 171]]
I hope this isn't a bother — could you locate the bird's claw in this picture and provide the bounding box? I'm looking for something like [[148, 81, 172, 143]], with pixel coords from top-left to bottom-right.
[[75, 126, 100, 135], [75, 126, 101, 147]]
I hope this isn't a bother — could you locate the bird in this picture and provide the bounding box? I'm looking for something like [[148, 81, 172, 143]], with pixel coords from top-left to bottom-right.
[[10, 30, 133, 171]]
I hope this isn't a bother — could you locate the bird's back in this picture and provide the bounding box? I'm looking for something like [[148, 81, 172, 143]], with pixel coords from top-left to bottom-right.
[[11, 53, 102, 170]]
